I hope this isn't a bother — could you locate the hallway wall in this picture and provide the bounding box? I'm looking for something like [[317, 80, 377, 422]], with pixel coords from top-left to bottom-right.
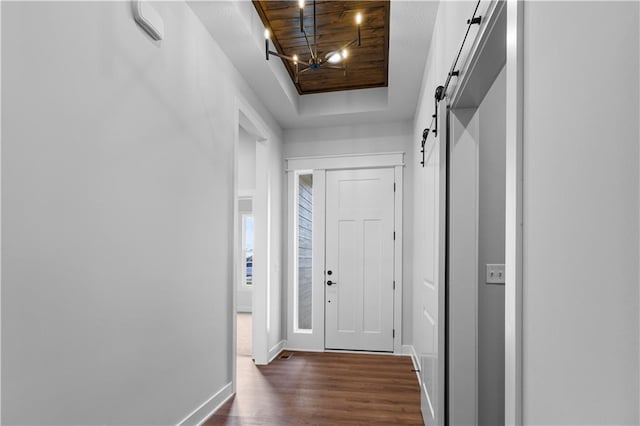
[[413, 0, 640, 424], [1, 1, 282, 425], [238, 127, 257, 194], [522, 2, 639, 424], [283, 121, 414, 344]]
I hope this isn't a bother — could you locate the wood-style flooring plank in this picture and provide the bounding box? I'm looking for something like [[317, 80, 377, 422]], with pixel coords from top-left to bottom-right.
[[204, 351, 424, 425]]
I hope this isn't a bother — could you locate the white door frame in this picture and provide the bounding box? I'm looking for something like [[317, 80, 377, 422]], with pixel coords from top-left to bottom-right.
[[285, 152, 404, 354], [504, 1, 524, 423], [444, 0, 523, 424], [232, 96, 272, 392]]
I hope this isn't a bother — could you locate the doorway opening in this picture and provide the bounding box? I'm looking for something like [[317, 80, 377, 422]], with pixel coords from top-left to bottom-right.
[[232, 102, 273, 399], [235, 123, 257, 366], [237, 198, 254, 359], [444, 2, 507, 424]]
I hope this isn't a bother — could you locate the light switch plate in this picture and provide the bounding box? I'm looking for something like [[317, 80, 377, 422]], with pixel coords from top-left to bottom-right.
[[486, 264, 505, 284]]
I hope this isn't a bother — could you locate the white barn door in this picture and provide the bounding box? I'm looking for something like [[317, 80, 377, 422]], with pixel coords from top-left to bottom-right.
[[419, 102, 447, 426], [324, 168, 395, 352]]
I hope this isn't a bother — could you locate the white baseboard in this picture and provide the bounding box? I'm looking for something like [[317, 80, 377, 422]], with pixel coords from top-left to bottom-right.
[[402, 344, 422, 388], [177, 382, 234, 426], [283, 346, 324, 353], [324, 349, 396, 356], [267, 340, 285, 363]]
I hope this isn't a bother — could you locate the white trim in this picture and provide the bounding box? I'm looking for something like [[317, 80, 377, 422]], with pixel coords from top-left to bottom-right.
[[504, 1, 524, 425], [286, 151, 404, 161], [291, 170, 314, 334], [286, 170, 326, 351], [393, 166, 404, 354], [267, 340, 286, 363], [402, 345, 431, 419], [313, 170, 327, 349], [279, 347, 415, 357], [0, 1, 4, 421], [286, 152, 404, 171], [252, 138, 270, 365], [402, 344, 422, 381], [423, 379, 436, 423], [282, 346, 324, 353], [234, 95, 272, 369], [450, 0, 506, 110], [176, 382, 234, 426], [286, 155, 403, 355], [324, 349, 397, 356], [231, 107, 240, 393]]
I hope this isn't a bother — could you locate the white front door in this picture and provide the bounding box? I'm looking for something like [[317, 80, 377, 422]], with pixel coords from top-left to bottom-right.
[[325, 168, 395, 352]]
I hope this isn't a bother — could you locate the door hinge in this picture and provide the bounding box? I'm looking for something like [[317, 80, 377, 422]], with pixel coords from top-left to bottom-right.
[[393, 329, 395, 338], [394, 182, 396, 192], [393, 231, 396, 240], [393, 281, 396, 290]]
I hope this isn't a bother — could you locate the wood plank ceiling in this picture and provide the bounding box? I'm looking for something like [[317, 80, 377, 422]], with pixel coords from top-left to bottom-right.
[[253, 1, 390, 95]]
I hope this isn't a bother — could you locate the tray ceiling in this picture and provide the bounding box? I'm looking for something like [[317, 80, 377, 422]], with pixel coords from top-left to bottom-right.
[[253, 0, 390, 95]]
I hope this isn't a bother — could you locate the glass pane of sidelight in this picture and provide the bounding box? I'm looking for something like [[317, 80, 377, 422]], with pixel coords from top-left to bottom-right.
[[297, 173, 313, 330]]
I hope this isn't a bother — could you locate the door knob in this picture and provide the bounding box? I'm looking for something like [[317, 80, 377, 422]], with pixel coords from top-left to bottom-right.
[[327, 280, 337, 286]]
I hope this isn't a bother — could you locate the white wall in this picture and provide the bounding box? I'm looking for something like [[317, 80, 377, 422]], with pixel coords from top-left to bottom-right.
[[522, 2, 639, 424], [414, 1, 640, 424], [283, 120, 414, 344], [477, 66, 506, 426], [238, 127, 256, 194], [1, 1, 283, 424]]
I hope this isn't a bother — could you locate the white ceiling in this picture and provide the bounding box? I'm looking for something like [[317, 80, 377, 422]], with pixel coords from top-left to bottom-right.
[[188, 0, 439, 130]]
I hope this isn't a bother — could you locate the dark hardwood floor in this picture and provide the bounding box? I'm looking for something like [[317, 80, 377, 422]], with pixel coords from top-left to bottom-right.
[[204, 351, 424, 425]]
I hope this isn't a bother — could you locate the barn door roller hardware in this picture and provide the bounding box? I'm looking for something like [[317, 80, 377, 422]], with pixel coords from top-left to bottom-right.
[[420, 85, 444, 167], [419, 0, 482, 167]]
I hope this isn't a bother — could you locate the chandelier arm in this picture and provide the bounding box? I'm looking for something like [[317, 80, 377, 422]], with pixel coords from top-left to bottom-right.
[[298, 66, 313, 74], [332, 38, 358, 56], [313, 0, 317, 59], [268, 50, 300, 63], [302, 29, 315, 60]]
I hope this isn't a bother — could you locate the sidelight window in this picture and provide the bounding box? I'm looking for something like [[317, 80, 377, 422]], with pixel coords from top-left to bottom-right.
[[295, 173, 313, 331]]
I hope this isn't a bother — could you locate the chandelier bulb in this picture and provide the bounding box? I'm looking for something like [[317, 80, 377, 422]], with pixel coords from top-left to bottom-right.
[[264, 28, 270, 39], [293, 54, 299, 64], [342, 49, 348, 59], [298, 0, 304, 8], [355, 13, 363, 25]]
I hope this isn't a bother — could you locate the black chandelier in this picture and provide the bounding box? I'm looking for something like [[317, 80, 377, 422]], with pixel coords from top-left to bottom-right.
[[264, 0, 363, 83]]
